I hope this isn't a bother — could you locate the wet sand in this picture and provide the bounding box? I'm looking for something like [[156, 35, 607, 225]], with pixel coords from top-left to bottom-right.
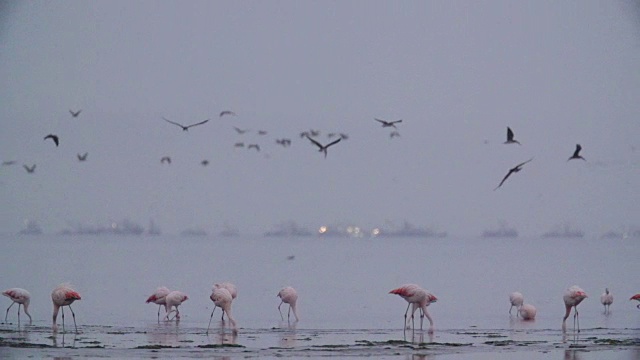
[[0, 321, 638, 359]]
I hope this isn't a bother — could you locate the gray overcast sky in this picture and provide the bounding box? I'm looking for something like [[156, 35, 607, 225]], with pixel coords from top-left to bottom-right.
[[1, 0, 638, 236]]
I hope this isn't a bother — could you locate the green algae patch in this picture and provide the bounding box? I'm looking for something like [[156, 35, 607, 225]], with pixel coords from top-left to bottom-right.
[[0, 340, 53, 348], [594, 338, 640, 346], [485, 340, 515, 346], [135, 344, 178, 349], [197, 343, 245, 348]]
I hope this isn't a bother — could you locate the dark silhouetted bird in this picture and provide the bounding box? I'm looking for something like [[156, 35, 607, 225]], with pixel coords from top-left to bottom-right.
[[44, 134, 59, 147], [504, 127, 521, 145], [390, 131, 400, 139], [247, 144, 261, 152], [234, 142, 245, 148], [375, 118, 402, 128], [233, 127, 249, 134], [2, 161, 16, 166], [163, 117, 209, 131], [23, 164, 36, 173], [219, 111, 236, 117], [306, 136, 341, 158], [257, 130, 268, 135], [160, 156, 171, 164], [201, 160, 209, 166], [69, 109, 82, 117], [568, 144, 586, 161], [494, 158, 533, 190], [77, 153, 88, 161]]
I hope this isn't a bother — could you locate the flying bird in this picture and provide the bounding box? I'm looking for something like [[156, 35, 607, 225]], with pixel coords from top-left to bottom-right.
[[277, 286, 299, 322], [518, 304, 537, 320], [375, 118, 403, 128], [504, 127, 521, 145], [69, 109, 82, 117], [562, 285, 588, 333], [247, 144, 261, 152], [77, 153, 88, 161], [51, 283, 81, 333], [630, 294, 640, 309], [306, 136, 341, 158], [23, 164, 36, 174], [207, 287, 237, 334], [219, 110, 236, 117], [201, 160, 209, 166], [568, 144, 586, 161], [494, 158, 534, 190], [146, 286, 170, 321], [234, 142, 245, 148], [600, 288, 613, 314], [163, 117, 209, 131], [258, 130, 268, 135], [390, 131, 401, 139], [509, 292, 524, 316], [164, 291, 188, 321], [2, 288, 32, 324], [389, 284, 437, 334], [233, 127, 249, 134], [2, 161, 16, 166], [160, 156, 171, 164], [44, 134, 59, 147]]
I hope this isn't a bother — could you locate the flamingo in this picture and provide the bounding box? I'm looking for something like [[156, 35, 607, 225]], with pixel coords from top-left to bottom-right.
[[164, 291, 188, 321], [629, 294, 640, 309], [509, 292, 524, 316], [2, 288, 32, 324], [146, 286, 170, 321], [389, 284, 437, 334], [600, 288, 613, 314], [214, 282, 237, 320], [562, 285, 588, 333], [207, 287, 236, 334], [518, 304, 537, 320], [51, 283, 81, 333], [277, 286, 299, 322]]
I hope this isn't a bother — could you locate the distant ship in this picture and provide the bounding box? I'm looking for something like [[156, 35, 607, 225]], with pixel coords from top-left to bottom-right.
[[264, 221, 313, 237], [181, 228, 208, 237], [58, 219, 145, 236], [542, 224, 584, 238], [317, 223, 366, 238], [482, 223, 518, 238], [18, 220, 43, 235], [372, 221, 447, 238]]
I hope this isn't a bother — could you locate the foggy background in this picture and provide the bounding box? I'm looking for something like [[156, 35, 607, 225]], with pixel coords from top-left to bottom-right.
[[1, 0, 639, 236]]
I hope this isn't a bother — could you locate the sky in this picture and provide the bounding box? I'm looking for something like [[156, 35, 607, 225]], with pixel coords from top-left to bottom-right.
[[0, 0, 639, 236]]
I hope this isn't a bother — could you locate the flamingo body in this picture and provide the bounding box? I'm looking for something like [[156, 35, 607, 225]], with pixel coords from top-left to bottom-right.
[[518, 304, 537, 320], [164, 291, 188, 321], [207, 287, 237, 333], [600, 288, 613, 314], [277, 286, 299, 322], [51, 284, 81, 332], [630, 294, 640, 309], [509, 291, 524, 316], [562, 285, 587, 333], [2, 288, 32, 324], [389, 284, 437, 333], [146, 286, 170, 320]]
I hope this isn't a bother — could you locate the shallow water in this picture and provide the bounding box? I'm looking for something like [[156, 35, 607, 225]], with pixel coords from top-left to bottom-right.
[[0, 234, 638, 358]]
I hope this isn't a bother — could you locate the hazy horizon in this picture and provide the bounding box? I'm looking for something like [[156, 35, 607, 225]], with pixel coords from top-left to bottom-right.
[[1, 1, 639, 236]]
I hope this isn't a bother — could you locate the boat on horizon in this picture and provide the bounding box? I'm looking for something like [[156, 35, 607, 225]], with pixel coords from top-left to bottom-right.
[[482, 222, 518, 238], [317, 223, 366, 238], [58, 219, 145, 236], [181, 228, 208, 237], [264, 221, 313, 237], [542, 224, 584, 238], [18, 220, 43, 235], [372, 221, 447, 238]]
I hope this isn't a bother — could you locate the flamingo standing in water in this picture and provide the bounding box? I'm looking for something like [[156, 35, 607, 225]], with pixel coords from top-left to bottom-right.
[[214, 283, 237, 320], [207, 287, 237, 334], [277, 286, 299, 322], [51, 283, 81, 333], [629, 294, 640, 308], [389, 284, 438, 334], [509, 292, 524, 316], [146, 286, 170, 321], [2, 288, 32, 324], [600, 288, 613, 314], [164, 291, 188, 321], [518, 304, 537, 320], [562, 285, 588, 333]]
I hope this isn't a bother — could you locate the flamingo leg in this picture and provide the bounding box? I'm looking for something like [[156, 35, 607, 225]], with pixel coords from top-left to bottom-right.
[[278, 301, 284, 321], [157, 304, 162, 322], [68, 305, 78, 333], [287, 304, 292, 322], [17, 304, 21, 325], [575, 307, 580, 333], [509, 305, 513, 315], [61, 306, 66, 332], [5, 301, 15, 322], [206, 306, 217, 334]]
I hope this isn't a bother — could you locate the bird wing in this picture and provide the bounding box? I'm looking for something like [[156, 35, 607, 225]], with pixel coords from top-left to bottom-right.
[[507, 127, 514, 141], [391, 120, 403, 125], [219, 111, 235, 117], [185, 119, 210, 129], [325, 138, 342, 149], [44, 134, 59, 146], [306, 135, 324, 150], [374, 118, 388, 125], [514, 158, 534, 169], [162, 117, 185, 128], [494, 170, 514, 190]]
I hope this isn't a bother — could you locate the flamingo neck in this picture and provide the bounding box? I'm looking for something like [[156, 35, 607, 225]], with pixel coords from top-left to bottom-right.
[[291, 302, 300, 322], [562, 305, 572, 322]]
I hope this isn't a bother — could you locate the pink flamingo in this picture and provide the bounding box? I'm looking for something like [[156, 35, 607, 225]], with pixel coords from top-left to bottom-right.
[[509, 292, 524, 316], [562, 285, 588, 333], [146, 286, 170, 321], [51, 283, 81, 333], [214, 282, 237, 320], [630, 294, 640, 308], [164, 291, 188, 321], [207, 287, 236, 334], [518, 304, 537, 320], [389, 284, 437, 334], [600, 288, 613, 314], [277, 286, 299, 322], [2, 288, 32, 324]]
